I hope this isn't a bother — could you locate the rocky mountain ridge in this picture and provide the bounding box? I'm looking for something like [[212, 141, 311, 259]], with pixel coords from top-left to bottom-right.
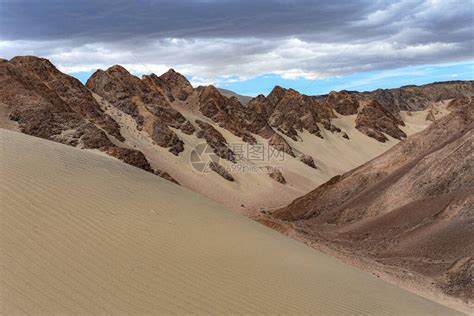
[[271, 101, 473, 303], [1, 56, 472, 211], [0, 56, 159, 175]]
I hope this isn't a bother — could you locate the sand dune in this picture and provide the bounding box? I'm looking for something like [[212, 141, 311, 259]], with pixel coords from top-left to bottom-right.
[[0, 129, 463, 315]]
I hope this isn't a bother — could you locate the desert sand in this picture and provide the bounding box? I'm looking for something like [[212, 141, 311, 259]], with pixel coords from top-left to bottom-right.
[[0, 128, 463, 315]]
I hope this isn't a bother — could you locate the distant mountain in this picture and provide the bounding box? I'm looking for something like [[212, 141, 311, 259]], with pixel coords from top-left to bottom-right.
[[217, 88, 252, 105], [1, 56, 472, 212], [272, 100, 474, 303]]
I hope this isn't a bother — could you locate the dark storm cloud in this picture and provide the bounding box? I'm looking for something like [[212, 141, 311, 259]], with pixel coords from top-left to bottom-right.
[[0, 0, 472, 81], [0, 0, 374, 42]]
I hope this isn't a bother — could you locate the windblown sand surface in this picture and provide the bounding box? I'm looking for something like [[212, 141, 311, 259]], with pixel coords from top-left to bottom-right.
[[0, 129, 463, 315]]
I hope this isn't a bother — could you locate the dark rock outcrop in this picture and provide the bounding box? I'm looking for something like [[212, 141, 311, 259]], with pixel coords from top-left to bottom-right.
[[325, 91, 360, 115], [155, 69, 194, 102], [256, 86, 337, 140], [8, 56, 124, 141], [268, 133, 295, 157], [104, 146, 153, 172], [87, 66, 190, 155], [195, 120, 236, 162], [209, 161, 234, 181], [0, 57, 124, 147], [268, 169, 286, 184], [197, 85, 267, 143], [355, 100, 406, 142], [154, 169, 180, 185], [180, 121, 196, 135], [0, 57, 157, 174], [300, 154, 317, 169]]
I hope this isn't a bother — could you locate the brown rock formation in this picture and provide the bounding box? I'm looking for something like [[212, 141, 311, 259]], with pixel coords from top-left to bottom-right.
[[103, 146, 153, 172], [87, 66, 191, 155], [358, 81, 474, 111], [273, 101, 474, 301], [300, 154, 317, 169], [209, 161, 234, 181], [154, 169, 180, 185], [268, 169, 286, 184], [355, 100, 406, 142], [195, 120, 236, 162], [155, 69, 194, 102], [180, 121, 196, 135], [268, 133, 295, 157], [448, 96, 472, 110], [8, 56, 124, 141], [217, 88, 252, 105], [261, 86, 337, 140], [0, 57, 123, 147], [0, 57, 157, 174], [2, 56, 474, 209], [197, 85, 267, 143], [325, 91, 360, 115]]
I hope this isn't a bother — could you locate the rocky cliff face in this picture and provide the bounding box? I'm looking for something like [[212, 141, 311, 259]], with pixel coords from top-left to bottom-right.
[[154, 69, 194, 102], [0, 57, 122, 147], [195, 119, 236, 163], [86, 65, 192, 155], [355, 100, 407, 142], [250, 86, 339, 140], [0, 57, 176, 183], [325, 90, 360, 115], [272, 100, 474, 301]]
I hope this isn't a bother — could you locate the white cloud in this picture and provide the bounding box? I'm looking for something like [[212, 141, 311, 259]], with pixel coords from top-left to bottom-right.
[[1, 0, 472, 85], [1, 36, 470, 85]]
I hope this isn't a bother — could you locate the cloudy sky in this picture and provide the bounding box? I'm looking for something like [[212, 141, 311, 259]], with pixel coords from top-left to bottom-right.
[[1, 0, 473, 96]]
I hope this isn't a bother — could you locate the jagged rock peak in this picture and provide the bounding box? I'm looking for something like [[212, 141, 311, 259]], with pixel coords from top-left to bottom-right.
[[267, 85, 288, 101], [269, 85, 287, 94], [105, 64, 133, 75], [10, 55, 55, 67], [160, 68, 192, 86], [158, 68, 194, 101], [200, 84, 220, 94], [268, 168, 286, 184], [325, 90, 360, 115], [9, 56, 69, 83], [198, 85, 230, 104]]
